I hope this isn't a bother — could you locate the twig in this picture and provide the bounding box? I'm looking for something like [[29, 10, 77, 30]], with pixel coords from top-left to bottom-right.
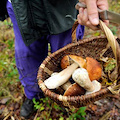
[[0, 87, 22, 102], [11, 116, 15, 120], [99, 110, 112, 120], [3, 111, 13, 120], [47, 101, 53, 118], [33, 110, 39, 120]]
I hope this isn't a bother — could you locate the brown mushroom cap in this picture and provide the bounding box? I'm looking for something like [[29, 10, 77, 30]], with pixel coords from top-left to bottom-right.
[[68, 55, 86, 68], [61, 55, 74, 69], [64, 83, 86, 96], [86, 57, 102, 81]]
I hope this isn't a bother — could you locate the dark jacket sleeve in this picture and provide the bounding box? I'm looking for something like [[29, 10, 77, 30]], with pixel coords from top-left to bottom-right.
[[0, 0, 9, 21]]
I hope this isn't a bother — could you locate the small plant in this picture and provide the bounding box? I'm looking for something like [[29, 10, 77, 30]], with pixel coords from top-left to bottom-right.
[[32, 97, 87, 120], [32, 97, 53, 119], [33, 98, 45, 111], [68, 107, 86, 120], [3, 19, 13, 28]]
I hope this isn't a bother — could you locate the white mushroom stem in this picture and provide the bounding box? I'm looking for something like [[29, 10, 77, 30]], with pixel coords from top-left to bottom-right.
[[51, 72, 72, 90], [85, 80, 101, 95], [61, 81, 72, 90], [72, 68, 95, 92], [51, 72, 58, 76], [44, 63, 78, 89]]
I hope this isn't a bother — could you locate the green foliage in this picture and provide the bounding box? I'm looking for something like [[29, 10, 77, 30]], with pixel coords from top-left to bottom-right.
[[59, 117, 64, 120], [3, 19, 13, 28], [36, 117, 40, 120], [109, 0, 120, 13], [32, 97, 53, 119], [33, 98, 45, 111], [68, 107, 86, 120], [93, 32, 100, 36], [104, 58, 116, 72], [0, 19, 19, 96], [33, 97, 86, 120]]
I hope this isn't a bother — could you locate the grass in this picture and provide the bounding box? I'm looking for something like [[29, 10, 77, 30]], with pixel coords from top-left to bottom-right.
[[0, 19, 19, 88]]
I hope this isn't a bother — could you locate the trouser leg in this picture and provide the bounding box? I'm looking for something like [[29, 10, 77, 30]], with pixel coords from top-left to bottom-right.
[[49, 25, 84, 53], [6, 1, 47, 99]]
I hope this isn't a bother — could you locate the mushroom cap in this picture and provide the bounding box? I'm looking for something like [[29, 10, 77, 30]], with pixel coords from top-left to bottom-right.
[[86, 57, 102, 81], [64, 83, 86, 96], [61, 55, 73, 69], [68, 55, 86, 68]]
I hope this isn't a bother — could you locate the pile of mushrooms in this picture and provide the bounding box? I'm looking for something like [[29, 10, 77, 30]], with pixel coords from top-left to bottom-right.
[[44, 55, 102, 96]]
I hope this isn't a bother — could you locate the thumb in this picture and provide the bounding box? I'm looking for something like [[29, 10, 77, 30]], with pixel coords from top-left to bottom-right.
[[85, 0, 99, 25]]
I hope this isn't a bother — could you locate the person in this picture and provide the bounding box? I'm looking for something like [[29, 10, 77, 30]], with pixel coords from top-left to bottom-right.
[[0, 0, 108, 119]]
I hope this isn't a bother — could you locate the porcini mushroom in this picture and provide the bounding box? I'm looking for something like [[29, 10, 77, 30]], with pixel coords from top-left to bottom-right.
[[86, 57, 102, 81], [72, 68, 101, 94], [44, 62, 79, 89]]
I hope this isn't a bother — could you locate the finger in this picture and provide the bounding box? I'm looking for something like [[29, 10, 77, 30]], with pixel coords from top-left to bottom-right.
[[82, 9, 88, 24], [85, 0, 99, 25], [86, 21, 99, 30], [78, 8, 84, 24], [79, 0, 85, 3], [103, 20, 109, 26], [79, 8, 84, 18], [79, 8, 87, 21], [78, 13, 99, 30], [97, 0, 109, 26], [79, 9, 88, 25], [77, 14, 82, 24], [78, 15, 99, 30], [97, 0, 108, 10]]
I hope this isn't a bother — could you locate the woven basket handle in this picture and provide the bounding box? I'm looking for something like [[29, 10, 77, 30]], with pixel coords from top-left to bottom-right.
[[72, 20, 120, 78], [99, 20, 120, 78]]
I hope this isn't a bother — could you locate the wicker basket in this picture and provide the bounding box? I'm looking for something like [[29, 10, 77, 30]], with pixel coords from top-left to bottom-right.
[[37, 20, 120, 108]]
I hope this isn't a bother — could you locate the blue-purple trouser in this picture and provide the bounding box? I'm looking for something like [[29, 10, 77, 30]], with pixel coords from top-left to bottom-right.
[[6, 1, 84, 99]]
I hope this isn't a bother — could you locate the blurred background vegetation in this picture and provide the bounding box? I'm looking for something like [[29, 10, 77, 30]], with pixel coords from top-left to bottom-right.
[[0, 0, 120, 119]]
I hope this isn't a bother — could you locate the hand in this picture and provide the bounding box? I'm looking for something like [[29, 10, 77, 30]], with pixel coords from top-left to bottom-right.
[[77, 0, 109, 30]]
